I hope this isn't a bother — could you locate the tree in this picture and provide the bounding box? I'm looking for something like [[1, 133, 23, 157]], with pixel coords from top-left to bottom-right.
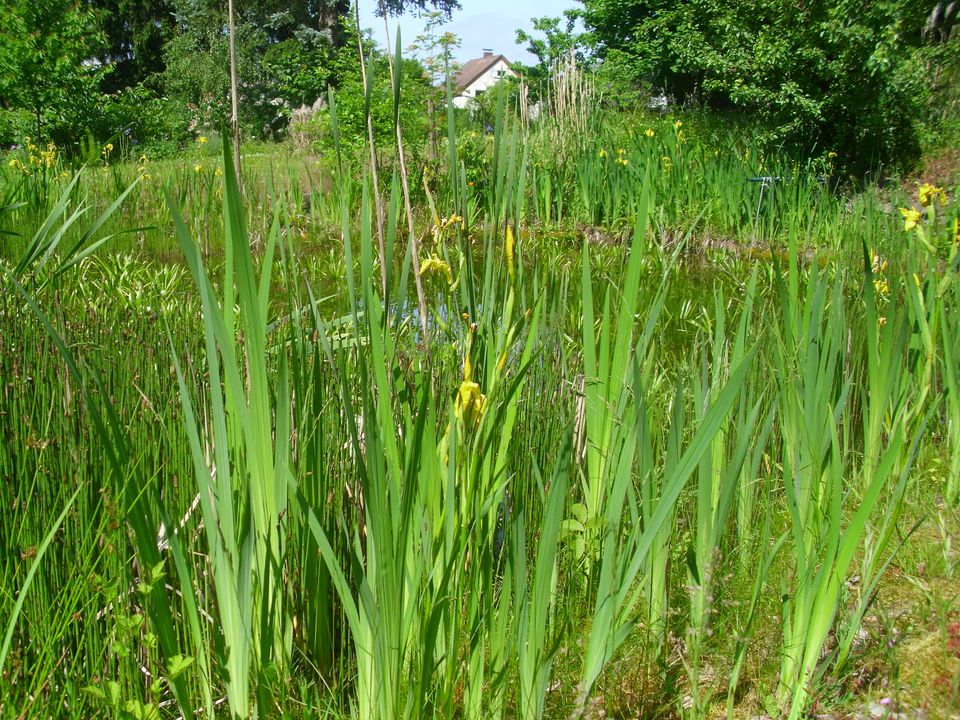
[[0, 0, 106, 145], [514, 12, 586, 102], [310, 23, 433, 154], [161, 0, 463, 137], [409, 11, 460, 157], [0, 0, 466, 149], [373, 0, 459, 20], [579, 0, 934, 174], [88, 0, 176, 92]]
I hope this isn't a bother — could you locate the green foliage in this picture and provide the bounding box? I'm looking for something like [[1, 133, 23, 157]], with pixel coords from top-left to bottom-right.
[[262, 37, 332, 110], [98, 85, 194, 158], [0, 0, 106, 146], [0, 0, 456, 151], [163, 17, 288, 137], [579, 0, 935, 174], [305, 38, 431, 156], [90, 0, 176, 91], [514, 12, 585, 102], [3, 23, 960, 720]]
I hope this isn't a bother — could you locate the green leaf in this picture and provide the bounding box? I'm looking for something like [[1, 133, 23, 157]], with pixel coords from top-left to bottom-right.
[[166, 654, 195, 680]]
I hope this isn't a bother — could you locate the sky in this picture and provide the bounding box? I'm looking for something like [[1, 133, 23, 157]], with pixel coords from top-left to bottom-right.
[[358, 0, 580, 65]]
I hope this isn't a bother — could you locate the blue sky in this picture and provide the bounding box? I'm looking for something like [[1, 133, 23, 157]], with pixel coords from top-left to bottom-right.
[[358, 0, 580, 65]]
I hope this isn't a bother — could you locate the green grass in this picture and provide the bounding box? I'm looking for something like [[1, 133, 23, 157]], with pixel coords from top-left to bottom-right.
[[1, 83, 960, 719]]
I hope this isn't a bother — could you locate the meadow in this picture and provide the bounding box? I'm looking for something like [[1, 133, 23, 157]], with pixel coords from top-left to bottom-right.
[[2, 84, 960, 720]]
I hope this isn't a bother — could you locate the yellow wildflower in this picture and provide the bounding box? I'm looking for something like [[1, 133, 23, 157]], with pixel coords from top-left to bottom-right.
[[215, 167, 222, 177], [918, 182, 946, 207], [598, 148, 607, 158], [871, 252, 888, 274], [40, 144, 56, 168], [900, 207, 921, 232], [674, 120, 683, 129], [873, 278, 889, 297], [827, 151, 837, 159], [455, 380, 487, 428], [455, 338, 486, 428], [198, 135, 208, 144], [432, 214, 464, 241], [644, 128, 654, 138], [661, 155, 673, 171], [419, 255, 453, 284], [616, 157, 629, 166], [194, 163, 203, 173]]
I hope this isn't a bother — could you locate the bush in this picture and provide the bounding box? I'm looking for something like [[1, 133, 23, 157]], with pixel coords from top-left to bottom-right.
[[92, 85, 193, 159], [304, 46, 431, 161], [580, 0, 933, 176]]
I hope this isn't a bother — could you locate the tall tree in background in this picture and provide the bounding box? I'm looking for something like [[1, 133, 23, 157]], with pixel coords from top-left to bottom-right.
[[374, 0, 459, 22], [514, 12, 585, 103], [0, 0, 105, 144], [0, 0, 463, 149], [90, 0, 176, 91], [409, 11, 460, 157], [579, 0, 935, 173]]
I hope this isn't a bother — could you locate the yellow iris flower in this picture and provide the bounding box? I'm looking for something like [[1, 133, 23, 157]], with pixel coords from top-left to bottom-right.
[[455, 380, 487, 428], [918, 183, 946, 208], [870, 252, 888, 274], [419, 255, 453, 285], [900, 207, 921, 232], [455, 337, 487, 428]]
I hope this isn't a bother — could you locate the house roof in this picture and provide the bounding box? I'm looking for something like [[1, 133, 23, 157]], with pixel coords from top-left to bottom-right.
[[453, 54, 516, 92]]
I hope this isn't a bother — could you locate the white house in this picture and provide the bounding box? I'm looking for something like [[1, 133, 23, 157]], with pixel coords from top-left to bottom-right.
[[452, 50, 518, 109]]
